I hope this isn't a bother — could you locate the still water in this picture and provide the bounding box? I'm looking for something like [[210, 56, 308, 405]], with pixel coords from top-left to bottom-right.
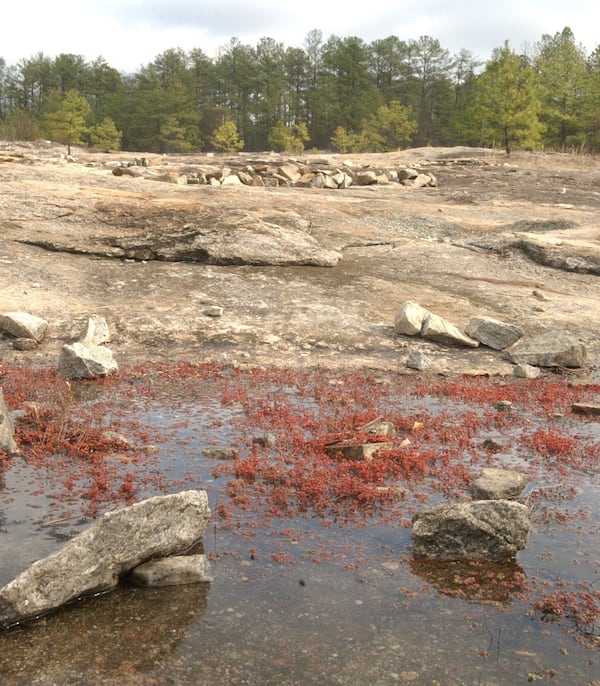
[[0, 366, 598, 685]]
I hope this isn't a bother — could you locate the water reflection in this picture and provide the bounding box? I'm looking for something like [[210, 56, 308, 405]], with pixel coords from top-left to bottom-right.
[[410, 557, 528, 605], [0, 581, 210, 684]]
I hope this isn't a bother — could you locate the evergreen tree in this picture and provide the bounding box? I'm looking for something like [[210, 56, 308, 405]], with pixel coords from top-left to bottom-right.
[[362, 101, 417, 151], [535, 27, 588, 150], [88, 117, 122, 151], [407, 36, 455, 145], [210, 120, 244, 152], [43, 89, 91, 154], [474, 42, 544, 154]]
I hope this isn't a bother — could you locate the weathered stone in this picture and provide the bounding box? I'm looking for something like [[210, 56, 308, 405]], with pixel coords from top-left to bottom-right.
[[466, 316, 524, 350], [0, 311, 48, 342], [0, 387, 18, 454], [325, 441, 393, 461], [359, 420, 396, 437], [398, 167, 419, 180], [513, 363, 541, 378], [277, 165, 302, 183], [203, 305, 224, 317], [0, 490, 211, 628], [355, 170, 378, 185], [506, 330, 586, 368], [79, 314, 111, 346], [410, 173, 433, 188], [201, 447, 239, 460], [411, 499, 530, 561], [221, 173, 243, 186], [130, 554, 211, 587], [57, 341, 118, 379], [406, 350, 431, 370], [12, 338, 38, 351], [471, 468, 528, 500], [394, 301, 430, 336], [571, 403, 600, 417], [421, 314, 479, 348]]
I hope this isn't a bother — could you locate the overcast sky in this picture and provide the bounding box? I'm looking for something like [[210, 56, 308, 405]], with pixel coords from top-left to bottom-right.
[[2, 0, 598, 73]]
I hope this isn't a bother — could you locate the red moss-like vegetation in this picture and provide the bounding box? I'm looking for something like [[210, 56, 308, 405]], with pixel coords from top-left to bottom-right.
[[1, 360, 599, 645]]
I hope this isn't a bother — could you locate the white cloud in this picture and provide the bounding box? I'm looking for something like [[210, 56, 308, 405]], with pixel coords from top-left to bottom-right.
[[2, 0, 598, 72]]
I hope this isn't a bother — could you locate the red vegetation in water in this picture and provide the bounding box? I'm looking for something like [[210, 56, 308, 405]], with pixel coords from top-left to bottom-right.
[[1, 360, 599, 646]]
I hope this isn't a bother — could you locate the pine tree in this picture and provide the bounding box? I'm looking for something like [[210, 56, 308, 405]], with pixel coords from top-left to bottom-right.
[[43, 89, 91, 154], [210, 120, 244, 152], [474, 42, 544, 154]]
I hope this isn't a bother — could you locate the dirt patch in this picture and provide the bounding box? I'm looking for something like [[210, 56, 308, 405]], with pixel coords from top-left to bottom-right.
[[1, 143, 599, 376]]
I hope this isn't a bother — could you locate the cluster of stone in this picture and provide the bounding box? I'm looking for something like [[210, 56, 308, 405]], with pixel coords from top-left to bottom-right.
[[0, 311, 118, 380], [112, 157, 438, 190], [394, 301, 586, 372]]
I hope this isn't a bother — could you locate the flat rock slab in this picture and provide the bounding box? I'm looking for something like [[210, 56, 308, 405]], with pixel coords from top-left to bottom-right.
[[411, 499, 530, 561], [0, 490, 210, 628]]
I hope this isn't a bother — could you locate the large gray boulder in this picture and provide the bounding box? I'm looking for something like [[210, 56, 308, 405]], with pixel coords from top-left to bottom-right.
[[506, 330, 587, 368], [0, 311, 48, 342], [421, 313, 479, 348], [411, 499, 530, 561], [0, 490, 210, 628], [0, 387, 18, 455], [466, 316, 524, 350], [57, 341, 118, 379]]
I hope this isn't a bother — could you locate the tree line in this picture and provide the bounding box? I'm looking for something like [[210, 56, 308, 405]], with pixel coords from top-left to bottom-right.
[[0, 27, 599, 155]]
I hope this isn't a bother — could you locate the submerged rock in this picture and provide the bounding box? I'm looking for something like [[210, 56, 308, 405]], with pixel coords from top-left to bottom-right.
[[0, 490, 211, 628], [411, 499, 530, 561], [471, 468, 528, 500], [130, 554, 211, 587]]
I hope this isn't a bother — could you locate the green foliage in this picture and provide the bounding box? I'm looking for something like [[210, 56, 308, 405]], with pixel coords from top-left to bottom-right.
[[330, 126, 366, 153], [268, 121, 310, 154], [88, 117, 122, 151], [210, 120, 244, 152], [158, 115, 201, 153], [2, 27, 600, 153], [535, 27, 588, 150], [42, 89, 91, 154], [473, 42, 545, 154], [0, 108, 39, 140], [362, 101, 417, 151]]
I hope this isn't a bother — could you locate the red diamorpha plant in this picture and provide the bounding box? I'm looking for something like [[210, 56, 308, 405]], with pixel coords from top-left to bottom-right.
[[1, 360, 599, 646]]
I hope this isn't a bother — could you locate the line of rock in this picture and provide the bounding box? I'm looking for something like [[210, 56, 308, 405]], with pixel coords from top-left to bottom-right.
[[111, 157, 438, 190]]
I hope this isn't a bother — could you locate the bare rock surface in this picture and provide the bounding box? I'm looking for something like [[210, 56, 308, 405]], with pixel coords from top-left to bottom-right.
[[1, 143, 599, 376], [411, 499, 531, 561], [0, 489, 210, 628]]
